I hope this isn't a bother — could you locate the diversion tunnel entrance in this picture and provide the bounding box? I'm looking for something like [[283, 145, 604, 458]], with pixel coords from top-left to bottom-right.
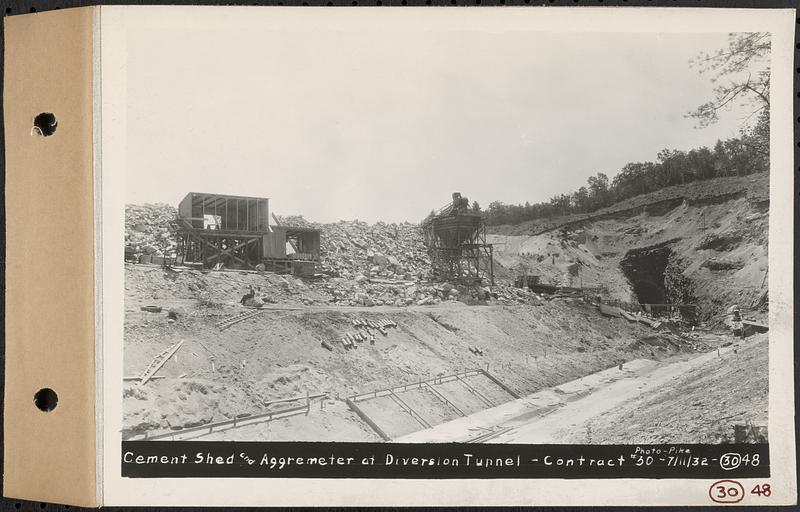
[[620, 243, 672, 304]]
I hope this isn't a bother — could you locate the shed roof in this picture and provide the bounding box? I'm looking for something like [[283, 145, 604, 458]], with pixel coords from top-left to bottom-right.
[[181, 192, 270, 204]]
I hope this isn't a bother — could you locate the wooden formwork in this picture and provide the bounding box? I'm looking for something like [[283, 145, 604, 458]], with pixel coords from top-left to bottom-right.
[[344, 368, 517, 440], [136, 392, 327, 441]]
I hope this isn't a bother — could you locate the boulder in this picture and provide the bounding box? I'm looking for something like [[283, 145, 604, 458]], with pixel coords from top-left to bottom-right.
[[372, 253, 389, 268], [244, 297, 264, 307], [355, 292, 375, 306]]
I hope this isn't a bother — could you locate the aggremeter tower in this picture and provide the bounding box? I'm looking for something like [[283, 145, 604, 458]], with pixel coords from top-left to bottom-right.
[[422, 192, 494, 285]]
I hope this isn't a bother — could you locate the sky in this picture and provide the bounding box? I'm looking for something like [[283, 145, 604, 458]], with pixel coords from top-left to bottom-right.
[[125, 27, 760, 223]]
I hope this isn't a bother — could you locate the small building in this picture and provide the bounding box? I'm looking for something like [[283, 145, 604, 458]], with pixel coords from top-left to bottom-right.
[[263, 226, 321, 260], [176, 192, 320, 273], [178, 192, 270, 232]]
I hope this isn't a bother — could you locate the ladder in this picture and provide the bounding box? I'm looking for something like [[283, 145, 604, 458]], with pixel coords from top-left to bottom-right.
[[138, 340, 184, 385], [215, 309, 265, 330]]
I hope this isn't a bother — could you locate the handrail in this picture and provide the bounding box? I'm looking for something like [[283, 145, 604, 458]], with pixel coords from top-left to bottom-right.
[[137, 393, 327, 441], [140, 403, 311, 441], [348, 369, 482, 402]]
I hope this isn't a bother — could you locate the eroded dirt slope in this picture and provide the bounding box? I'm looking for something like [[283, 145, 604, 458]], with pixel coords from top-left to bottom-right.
[[488, 173, 769, 319]]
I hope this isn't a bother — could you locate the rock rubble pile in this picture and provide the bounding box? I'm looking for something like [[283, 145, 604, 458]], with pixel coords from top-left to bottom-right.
[[278, 216, 431, 281], [125, 203, 180, 259], [278, 216, 542, 307]]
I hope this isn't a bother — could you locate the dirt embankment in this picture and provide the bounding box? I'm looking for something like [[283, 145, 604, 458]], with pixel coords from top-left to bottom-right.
[[123, 267, 701, 439], [582, 334, 768, 444], [488, 173, 769, 319]]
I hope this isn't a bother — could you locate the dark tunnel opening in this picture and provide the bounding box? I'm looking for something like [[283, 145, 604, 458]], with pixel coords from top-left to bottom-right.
[[620, 244, 671, 305]]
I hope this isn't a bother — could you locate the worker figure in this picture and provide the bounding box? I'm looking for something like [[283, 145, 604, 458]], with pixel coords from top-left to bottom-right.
[[240, 285, 255, 305], [732, 309, 745, 339], [730, 306, 745, 339]]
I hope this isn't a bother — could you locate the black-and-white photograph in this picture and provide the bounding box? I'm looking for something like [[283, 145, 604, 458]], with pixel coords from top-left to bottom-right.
[[121, 26, 771, 445]]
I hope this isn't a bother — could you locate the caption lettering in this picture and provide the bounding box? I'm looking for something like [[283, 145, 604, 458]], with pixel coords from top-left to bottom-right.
[[122, 441, 768, 479]]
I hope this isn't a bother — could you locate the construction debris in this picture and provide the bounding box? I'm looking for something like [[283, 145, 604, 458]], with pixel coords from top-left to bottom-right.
[[598, 303, 622, 318], [332, 318, 399, 351]]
